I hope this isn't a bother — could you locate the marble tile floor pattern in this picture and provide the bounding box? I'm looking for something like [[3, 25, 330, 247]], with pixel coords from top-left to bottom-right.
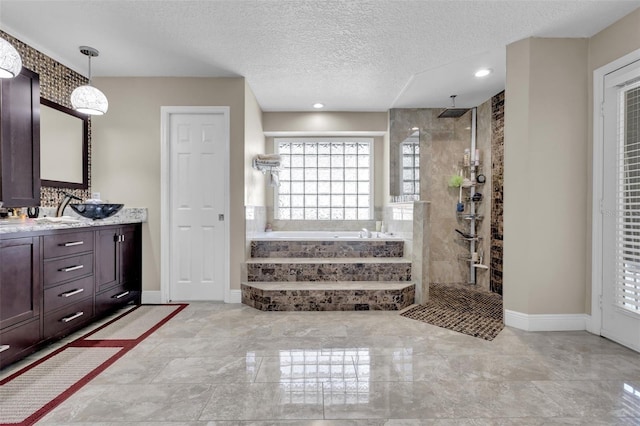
[[5, 302, 640, 425]]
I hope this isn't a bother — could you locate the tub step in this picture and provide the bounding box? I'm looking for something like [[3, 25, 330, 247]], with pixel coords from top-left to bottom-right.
[[250, 239, 404, 258], [246, 258, 412, 282], [241, 281, 415, 311]]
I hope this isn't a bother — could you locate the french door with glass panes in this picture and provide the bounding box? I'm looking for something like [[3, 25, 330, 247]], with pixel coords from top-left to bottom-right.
[[601, 58, 640, 351]]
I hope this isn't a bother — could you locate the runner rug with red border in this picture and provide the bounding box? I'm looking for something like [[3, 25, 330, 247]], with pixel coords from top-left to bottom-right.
[[0, 304, 188, 426]]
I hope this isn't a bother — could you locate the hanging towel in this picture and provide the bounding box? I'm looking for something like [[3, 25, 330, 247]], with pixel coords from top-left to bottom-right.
[[256, 154, 281, 162], [269, 171, 280, 187], [253, 154, 281, 170]]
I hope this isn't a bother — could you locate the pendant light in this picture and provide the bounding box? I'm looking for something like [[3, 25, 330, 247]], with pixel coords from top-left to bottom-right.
[[71, 46, 108, 115], [0, 38, 22, 78]]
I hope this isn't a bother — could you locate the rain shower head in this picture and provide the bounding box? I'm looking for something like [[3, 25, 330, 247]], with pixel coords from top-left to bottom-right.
[[438, 95, 470, 118]]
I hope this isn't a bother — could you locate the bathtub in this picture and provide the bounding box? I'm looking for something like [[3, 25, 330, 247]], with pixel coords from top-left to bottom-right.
[[252, 230, 403, 241]]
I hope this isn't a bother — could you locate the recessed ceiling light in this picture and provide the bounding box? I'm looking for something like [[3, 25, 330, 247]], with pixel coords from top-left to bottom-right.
[[313, 103, 324, 109], [474, 68, 492, 78]]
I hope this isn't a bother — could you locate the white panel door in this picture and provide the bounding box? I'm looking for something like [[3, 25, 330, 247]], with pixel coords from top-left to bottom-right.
[[602, 59, 640, 351], [169, 112, 227, 301]]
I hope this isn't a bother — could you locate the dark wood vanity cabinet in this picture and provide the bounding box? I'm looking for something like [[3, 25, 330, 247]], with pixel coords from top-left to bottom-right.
[[42, 230, 95, 340], [0, 68, 41, 207], [0, 223, 142, 369], [95, 225, 141, 316], [0, 236, 42, 367]]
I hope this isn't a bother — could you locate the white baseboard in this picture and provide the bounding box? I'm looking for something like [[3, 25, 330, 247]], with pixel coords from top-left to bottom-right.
[[504, 309, 590, 331], [142, 291, 162, 304], [145, 290, 242, 304], [226, 289, 242, 304]]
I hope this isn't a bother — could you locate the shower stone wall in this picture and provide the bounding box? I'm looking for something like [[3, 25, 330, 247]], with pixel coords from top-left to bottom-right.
[[490, 91, 505, 295]]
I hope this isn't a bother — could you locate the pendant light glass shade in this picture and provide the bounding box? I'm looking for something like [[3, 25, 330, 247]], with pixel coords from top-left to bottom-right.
[[71, 85, 108, 115], [0, 38, 22, 78], [71, 46, 108, 115]]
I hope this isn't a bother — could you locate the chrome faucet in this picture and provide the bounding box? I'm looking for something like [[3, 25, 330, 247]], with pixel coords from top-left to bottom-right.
[[56, 192, 82, 217], [361, 228, 371, 238]]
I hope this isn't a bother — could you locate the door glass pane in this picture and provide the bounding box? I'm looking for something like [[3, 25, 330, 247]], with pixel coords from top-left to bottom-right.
[[616, 85, 640, 313]]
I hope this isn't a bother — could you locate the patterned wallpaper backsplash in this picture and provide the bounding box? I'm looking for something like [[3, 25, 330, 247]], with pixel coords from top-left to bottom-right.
[[1, 30, 92, 207]]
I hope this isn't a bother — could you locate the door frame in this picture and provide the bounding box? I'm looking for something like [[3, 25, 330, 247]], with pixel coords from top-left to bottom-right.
[[591, 48, 640, 335], [160, 106, 231, 303]]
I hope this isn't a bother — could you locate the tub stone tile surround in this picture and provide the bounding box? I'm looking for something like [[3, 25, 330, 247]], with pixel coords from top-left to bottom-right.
[[246, 259, 412, 283], [241, 283, 415, 311], [243, 234, 415, 310], [250, 239, 404, 258]]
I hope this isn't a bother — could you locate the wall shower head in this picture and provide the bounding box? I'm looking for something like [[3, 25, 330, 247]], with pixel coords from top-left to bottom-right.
[[438, 95, 470, 118]]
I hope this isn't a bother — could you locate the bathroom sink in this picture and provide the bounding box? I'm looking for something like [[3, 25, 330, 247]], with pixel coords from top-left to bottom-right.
[[70, 203, 124, 220]]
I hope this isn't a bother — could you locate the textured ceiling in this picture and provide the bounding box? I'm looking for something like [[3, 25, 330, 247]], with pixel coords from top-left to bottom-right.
[[1, 1, 639, 111]]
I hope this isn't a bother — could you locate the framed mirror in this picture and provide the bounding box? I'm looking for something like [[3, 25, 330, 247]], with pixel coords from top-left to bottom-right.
[[40, 97, 88, 189]]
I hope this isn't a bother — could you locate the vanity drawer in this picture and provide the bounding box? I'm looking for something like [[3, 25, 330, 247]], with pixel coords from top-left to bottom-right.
[[44, 275, 95, 314], [43, 253, 93, 288], [0, 319, 41, 369], [95, 285, 139, 315], [43, 231, 94, 259], [43, 297, 94, 339]]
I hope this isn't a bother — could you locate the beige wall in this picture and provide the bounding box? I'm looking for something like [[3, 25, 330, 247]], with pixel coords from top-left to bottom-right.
[[244, 82, 266, 207], [263, 111, 388, 134], [585, 8, 640, 313], [262, 111, 388, 229], [504, 38, 588, 314], [91, 77, 247, 294], [504, 8, 640, 317]]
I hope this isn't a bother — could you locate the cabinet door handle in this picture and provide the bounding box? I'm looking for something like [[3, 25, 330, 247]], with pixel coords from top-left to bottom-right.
[[0, 345, 10, 353], [61, 311, 84, 323], [59, 265, 84, 272], [113, 291, 130, 299], [60, 288, 84, 298], [61, 241, 84, 247]]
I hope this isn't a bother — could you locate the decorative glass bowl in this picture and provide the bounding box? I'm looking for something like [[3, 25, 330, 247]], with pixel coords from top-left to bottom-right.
[[70, 203, 124, 220]]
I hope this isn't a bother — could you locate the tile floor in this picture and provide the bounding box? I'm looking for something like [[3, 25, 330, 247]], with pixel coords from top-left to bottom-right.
[[4, 302, 640, 425]]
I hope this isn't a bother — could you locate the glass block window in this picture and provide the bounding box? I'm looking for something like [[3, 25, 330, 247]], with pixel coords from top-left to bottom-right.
[[275, 138, 373, 220], [401, 133, 419, 195]]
